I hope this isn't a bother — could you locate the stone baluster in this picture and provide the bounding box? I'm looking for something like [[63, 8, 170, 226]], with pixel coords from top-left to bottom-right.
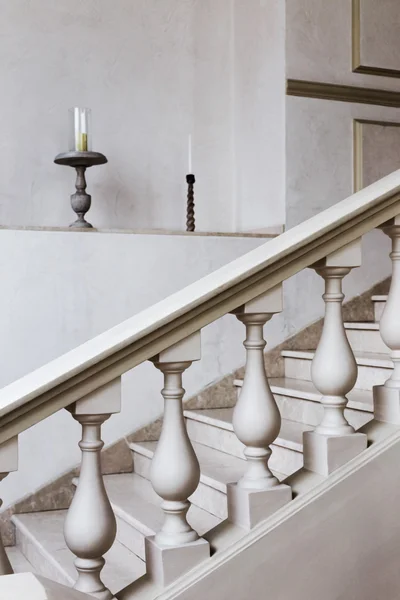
[[227, 285, 291, 530], [304, 240, 367, 476], [146, 331, 209, 587], [64, 379, 121, 600], [374, 217, 400, 422], [0, 437, 18, 575]]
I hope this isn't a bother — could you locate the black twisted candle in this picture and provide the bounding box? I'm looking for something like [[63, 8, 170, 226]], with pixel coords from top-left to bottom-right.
[[186, 174, 195, 232]]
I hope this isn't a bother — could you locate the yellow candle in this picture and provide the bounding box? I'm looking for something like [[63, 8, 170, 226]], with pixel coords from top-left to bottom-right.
[[80, 133, 88, 152]]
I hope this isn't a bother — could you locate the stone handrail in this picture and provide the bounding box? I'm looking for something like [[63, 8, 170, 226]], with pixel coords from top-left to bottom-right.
[[0, 170, 400, 447]]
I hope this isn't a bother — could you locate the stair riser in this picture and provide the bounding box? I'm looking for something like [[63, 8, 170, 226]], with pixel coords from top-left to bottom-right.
[[374, 301, 386, 322], [115, 513, 147, 561], [345, 329, 388, 354], [131, 449, 228, 520], [186, 418, 244, 459], [190, 482, 227, 520], [185, 418, 303, 477], [274, 393, 372, 429], [14, 525, 72, 587], [284, 357, 390, 391]]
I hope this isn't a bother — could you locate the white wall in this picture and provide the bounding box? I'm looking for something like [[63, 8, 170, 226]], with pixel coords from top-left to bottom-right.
[[286, 0, 400, 91], [0, 229, 267, 508], [0, 0, 233, 232], [232, 0, 286, 231], [0, 0, 285, 234]]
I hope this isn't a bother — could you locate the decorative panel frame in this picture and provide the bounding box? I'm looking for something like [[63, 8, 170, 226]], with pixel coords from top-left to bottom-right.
[[353, 119, 400, 192], [352, 0, 400, 79]]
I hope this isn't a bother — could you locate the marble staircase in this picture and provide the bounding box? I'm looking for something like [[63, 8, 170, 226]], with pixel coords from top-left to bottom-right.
[[4, 292, 391, 594]]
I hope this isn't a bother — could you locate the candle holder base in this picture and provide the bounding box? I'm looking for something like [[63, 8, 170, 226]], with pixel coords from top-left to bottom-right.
[[54, 151, 107, 229], [70, 214, 94, 229]]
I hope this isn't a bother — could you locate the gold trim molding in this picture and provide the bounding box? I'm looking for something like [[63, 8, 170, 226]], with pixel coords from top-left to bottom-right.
[[352, 0, 400, 79], [353, 119, 400, 192], [287, 79, 400, 109]]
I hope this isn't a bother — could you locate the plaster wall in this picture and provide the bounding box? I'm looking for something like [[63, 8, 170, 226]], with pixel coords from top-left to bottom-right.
[[0, 0, 285, 233], [233, 0, 286, 231], [286, 0, 400, 91], [0, 0, 234, 232], [0, 230, 265, 508]]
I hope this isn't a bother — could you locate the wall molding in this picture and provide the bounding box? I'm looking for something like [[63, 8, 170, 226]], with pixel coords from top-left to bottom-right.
[[353, 119, 400, 192], [352, 0, 400, 79], [287, 79, 400, 108]]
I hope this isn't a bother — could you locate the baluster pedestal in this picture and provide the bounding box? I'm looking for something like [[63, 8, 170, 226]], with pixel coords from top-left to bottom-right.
[[228, 286, 291, 530], [374, 217, 400, 423], [304, 241, 367, 476], [64, 379, 121, 600], [0, 437, 18, 575], [146, 332, 209, 587]]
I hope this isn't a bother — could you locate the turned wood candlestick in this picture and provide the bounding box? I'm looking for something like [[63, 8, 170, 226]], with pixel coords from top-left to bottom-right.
[[186, 174, 196, 232], [54, 151, 107, 229]]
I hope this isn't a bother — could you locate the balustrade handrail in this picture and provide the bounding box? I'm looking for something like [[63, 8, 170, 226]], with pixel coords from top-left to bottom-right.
[[1, 170, 400, 445]]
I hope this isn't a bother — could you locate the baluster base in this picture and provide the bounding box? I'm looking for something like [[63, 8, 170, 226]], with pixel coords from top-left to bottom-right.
[[373, 385, 400, 424], [227, 482, 292, 530], [74, 557, 115, 600], [145, 535, 210, 587], [303, 430, 367, 476]]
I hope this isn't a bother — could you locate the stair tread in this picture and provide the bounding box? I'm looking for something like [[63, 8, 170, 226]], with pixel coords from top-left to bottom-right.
[[6, 545, 35, 573], [130, 440, 286, 491], [184, 409, 311, 452], [281, 349, 392, 367], [371, 295, 387, 301], [103, 472, 221, 536], [344, 322, 379, 330], [233, 377, 373, 412], [12, 511, 145, 592]]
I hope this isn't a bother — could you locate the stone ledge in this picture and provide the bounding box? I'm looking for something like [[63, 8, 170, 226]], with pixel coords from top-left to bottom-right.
[[0, 225, 277, 239]]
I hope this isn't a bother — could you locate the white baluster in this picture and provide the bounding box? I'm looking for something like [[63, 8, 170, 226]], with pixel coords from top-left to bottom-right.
[[304, 240, 367, 476], [64, 379, 121, 600], [145, 332, 209, 588], [374, 217, 400, 422], [0, 437, 18, 575], [227, 286, 291, 530], [311, 266, 357, 435]]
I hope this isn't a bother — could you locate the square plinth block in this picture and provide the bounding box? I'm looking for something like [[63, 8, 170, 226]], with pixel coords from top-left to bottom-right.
[[303, 430, 367, 476], [227, 482, 292, 530], [374, 385, 400, 424], [145, 535, 210, 587]]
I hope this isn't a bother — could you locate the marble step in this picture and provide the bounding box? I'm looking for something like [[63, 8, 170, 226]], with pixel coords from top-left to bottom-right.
[[101, 472, 220, 561], [130, 440, 286, 521], [184, 409, 309, 476], [6, 545, 35, 573], [344, 322, 388, 354], [12, 510, 145, 594], [372, 295, 387, 322], [283, 350, 392, 391], [234, 377, 373, 430]]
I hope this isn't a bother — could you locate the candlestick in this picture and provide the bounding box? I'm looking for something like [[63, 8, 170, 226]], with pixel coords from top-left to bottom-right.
[[188, 134, 192, 174], [186, 174, 195, 232], [55, 108, 107, 228]]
